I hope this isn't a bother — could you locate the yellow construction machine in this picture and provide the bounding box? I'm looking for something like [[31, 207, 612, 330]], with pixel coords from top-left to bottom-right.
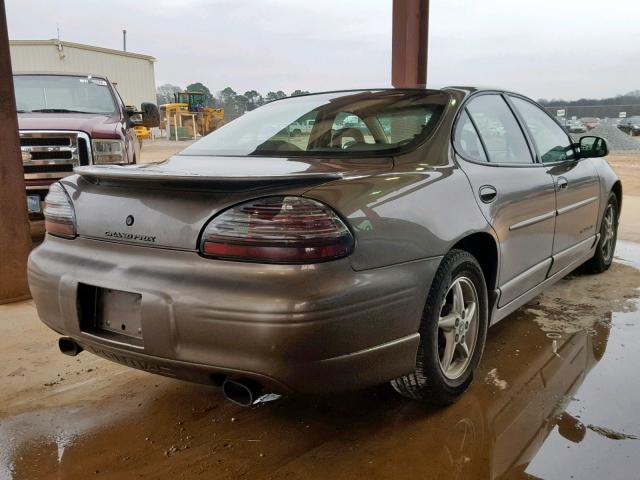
[[133, 125, 152, 140], [159, 91, 224, 140]]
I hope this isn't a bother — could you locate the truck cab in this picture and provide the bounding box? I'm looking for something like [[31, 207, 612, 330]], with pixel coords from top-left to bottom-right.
[[14, 72, 159, 238], [288, 118, 315, 136]]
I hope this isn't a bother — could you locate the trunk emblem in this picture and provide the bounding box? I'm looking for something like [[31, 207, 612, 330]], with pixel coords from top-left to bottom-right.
[[126, 215, 134, 226]]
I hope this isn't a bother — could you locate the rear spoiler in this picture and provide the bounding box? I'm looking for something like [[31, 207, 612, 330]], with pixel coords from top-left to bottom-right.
[[73, 165, 342, 191]]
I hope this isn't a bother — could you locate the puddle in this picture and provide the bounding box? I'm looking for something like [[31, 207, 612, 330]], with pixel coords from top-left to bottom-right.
[[1, 244, 639, 479], [484, 367, 508, 390], [615, 240, 640, 269], [524, 303, 640, 479]]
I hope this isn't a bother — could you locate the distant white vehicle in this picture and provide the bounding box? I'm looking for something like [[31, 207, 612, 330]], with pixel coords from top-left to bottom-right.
[[566, 120, 587, 133], [288, 119, 315, 136]]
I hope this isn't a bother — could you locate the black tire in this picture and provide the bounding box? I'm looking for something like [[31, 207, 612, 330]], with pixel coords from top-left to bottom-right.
[[391, 249, 489, 405], [583, 192, 618, 274]]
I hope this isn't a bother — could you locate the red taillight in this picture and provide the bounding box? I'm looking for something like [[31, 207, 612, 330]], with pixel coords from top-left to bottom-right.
[[43, 182, 77, 239], [200, 196, 354, 263]]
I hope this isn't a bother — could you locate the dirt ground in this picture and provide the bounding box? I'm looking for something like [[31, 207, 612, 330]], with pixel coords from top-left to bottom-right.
[[608, 153, 640, 242], [139, 137, 195, 164], [2, 152, 640, 479]]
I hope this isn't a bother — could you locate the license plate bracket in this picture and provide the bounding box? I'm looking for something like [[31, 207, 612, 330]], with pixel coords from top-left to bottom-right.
[[79, 284, 143, 344]]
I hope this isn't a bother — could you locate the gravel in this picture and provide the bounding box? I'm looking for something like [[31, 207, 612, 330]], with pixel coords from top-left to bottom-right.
[[570, 124, 640, 151]]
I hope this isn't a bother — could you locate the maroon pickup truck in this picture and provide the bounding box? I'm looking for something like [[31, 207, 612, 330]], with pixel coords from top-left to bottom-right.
[[15, 72, 159, 237]]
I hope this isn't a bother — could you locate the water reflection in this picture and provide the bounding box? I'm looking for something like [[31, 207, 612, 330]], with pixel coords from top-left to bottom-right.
[[2, 263, 639, 479]]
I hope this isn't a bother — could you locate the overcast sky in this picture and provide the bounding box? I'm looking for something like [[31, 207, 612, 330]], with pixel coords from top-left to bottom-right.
[[6, 0, 640, 100]]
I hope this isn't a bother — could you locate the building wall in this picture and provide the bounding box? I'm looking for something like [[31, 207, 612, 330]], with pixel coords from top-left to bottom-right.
[[9, 40, 156, 108]]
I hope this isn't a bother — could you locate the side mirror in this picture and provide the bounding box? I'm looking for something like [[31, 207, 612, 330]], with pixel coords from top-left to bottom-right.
[[124, 105, 142, 125], [579, 136, 608, 158], [139, 102, 160, 128]]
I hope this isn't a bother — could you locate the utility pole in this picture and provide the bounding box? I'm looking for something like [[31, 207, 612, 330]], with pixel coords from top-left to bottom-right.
[[392, 0, 429, 88], [0, 0, 31, 304]]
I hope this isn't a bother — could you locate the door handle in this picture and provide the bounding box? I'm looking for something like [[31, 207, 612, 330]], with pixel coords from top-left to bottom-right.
[[556, 177, 569, 190], [479, 185, 497, 203]]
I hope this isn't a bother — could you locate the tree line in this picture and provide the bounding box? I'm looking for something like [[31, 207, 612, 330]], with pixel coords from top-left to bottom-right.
[[538, 90, 640, 107], [157, 83, 640, 113], [156, 82, 309, 118]]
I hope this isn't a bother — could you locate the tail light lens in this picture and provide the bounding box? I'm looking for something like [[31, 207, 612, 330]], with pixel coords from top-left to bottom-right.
[[200, 196, 354, 263], [43, 182, 77, 239]]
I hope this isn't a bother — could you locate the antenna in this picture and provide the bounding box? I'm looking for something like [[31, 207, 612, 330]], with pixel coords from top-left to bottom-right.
[[122, 29, 127, 52], [56, 23, 64, 58]]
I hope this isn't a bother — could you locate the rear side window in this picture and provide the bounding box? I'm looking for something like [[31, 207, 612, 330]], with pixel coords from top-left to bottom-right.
[[454, 111, 487, 162], [510, 96, 575, 163], [466, 95, 533, 164]]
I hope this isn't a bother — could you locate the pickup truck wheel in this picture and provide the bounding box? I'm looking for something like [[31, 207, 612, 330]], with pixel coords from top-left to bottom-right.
[[583, 192, 618, 274], [391, 249, 488, 405]]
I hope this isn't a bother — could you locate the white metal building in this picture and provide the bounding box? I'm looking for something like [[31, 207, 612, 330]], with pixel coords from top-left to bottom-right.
[[9, 39, 156, 108]]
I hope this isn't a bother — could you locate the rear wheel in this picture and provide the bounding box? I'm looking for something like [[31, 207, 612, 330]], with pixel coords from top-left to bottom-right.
[[583, 193, 618, 274], [391, 250, 489, 405]]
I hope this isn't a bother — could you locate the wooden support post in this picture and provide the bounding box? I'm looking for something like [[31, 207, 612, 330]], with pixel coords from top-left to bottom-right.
[[0, 0, 32, 304], [392, 0, 429, 88]]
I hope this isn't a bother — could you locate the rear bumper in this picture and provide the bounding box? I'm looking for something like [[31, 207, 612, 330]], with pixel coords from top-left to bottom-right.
[[28, 236, 440, 394]]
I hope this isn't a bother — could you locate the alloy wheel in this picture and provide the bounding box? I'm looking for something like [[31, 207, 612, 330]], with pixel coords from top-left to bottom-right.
[[601, 204, 616, 262], [437, 277, 480, 380]]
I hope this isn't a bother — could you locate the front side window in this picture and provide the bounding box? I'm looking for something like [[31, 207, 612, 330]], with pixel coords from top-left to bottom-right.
[[180, 90, 449, 157], [466, 95, 533, 164], [510, 96, 575, 163], [13, 75, 117, 114]]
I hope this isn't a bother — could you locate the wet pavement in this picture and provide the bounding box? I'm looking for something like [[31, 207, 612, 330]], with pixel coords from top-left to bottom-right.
[[1, 247, 639, 479]]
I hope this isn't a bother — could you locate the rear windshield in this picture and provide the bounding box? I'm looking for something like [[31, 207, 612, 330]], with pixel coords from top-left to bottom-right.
[[14, 75, 117, 114], [180, 90, 449, 157]]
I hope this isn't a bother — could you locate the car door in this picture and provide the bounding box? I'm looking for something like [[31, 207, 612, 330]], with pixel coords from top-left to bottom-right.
[[125, 124, 141, 163], [113, 86, 141, 164], [508, 96, 600, 275], [454, 93, 557, 308]]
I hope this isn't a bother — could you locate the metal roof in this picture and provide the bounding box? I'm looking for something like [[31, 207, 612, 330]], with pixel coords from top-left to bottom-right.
[[9, 39, 156, 62]]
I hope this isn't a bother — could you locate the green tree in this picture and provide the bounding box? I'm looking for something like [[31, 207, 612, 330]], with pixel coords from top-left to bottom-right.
[[291, 89, 309, 97], [235, 94, 249, 115], [156, 83, 182, 105], [243, 90, 264, 111], [265, 90, 287, 102], [217, 87, 245, 117], [218, 87, 237, 106]]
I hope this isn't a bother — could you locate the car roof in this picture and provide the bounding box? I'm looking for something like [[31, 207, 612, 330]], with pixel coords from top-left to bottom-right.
[[269, 86, 524, 100], [262, 87, 522, 108]]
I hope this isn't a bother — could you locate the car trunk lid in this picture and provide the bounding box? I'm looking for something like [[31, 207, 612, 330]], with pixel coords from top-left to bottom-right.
[[69, 154, 391, 251]]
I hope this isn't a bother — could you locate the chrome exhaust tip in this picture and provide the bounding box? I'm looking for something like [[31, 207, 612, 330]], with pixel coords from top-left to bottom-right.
[[222, 378, 263, 407], [58, 337, 83, 356]]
